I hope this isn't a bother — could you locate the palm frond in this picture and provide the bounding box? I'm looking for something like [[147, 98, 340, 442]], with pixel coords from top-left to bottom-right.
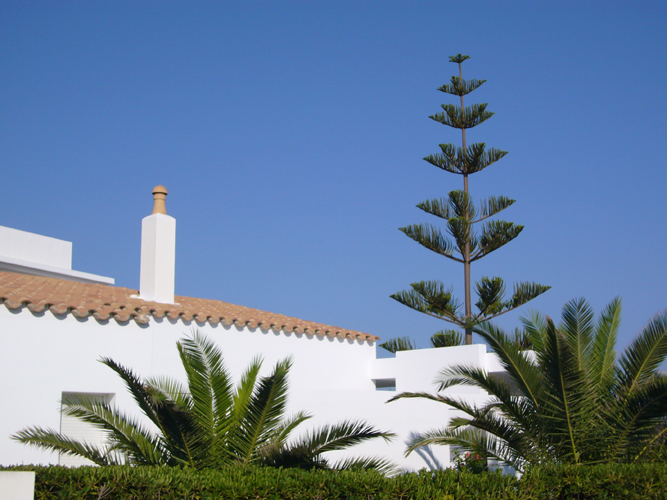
[[60, 393, 168, 465], [405, 426, 525, 471], [268, 410, 312, 446], [288, 420, 394, 457], [560, 298, 595, 372], [177, 329, 236, 460], [330, 455, 397, 474], [11, 426, 118, 466], [609, 375, 667, 462], [590, 297, 621, 392], [472, 322, 545, 408], [145, 376, 190, 408], [99, 357, 163, 431], [435, 364, 538, 435], [235, 359, 292, 463], [617, 311, 667, 396], [538, 320, 595, 464], [520, 310, 548, 352]]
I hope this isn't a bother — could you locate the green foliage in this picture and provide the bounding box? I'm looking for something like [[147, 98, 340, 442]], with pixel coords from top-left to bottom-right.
[[430, 103, 494, 129], [423, 143, 507, 175], [12, 330, 394, 471], [390, 298, 667, 472], [391, 281, 462, 323], [380, 331, 463, 352], [508, 328, 533, 350], [392, 53, 548, 346], [5, 463, 667, 500], [438, 76, 486, 97], [452, 450, 489, 474], [379, 336, 417, 353], [431, 330, 463, 348]]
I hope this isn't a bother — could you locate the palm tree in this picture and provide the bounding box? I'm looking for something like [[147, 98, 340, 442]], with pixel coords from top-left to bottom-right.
[[13, 330, 395, 472], [389, 298, 667, 471]]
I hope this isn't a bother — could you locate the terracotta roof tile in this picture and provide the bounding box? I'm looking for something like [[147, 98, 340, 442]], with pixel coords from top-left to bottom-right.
[[0, 271, 378, 341]]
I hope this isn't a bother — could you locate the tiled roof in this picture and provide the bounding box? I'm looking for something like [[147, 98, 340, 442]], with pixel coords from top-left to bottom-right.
[[0, 271, 378, 341]]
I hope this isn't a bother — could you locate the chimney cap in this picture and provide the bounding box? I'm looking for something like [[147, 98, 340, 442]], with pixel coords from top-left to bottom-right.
[[152, 185, 168, 215]]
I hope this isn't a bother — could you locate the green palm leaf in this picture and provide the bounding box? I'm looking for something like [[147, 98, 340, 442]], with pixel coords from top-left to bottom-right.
[[617, 311, 667, 396], [330, 456, 397, 475], [11, 426, 120, 466], [235, 359, 292, 463], [590, 297, 621, 392], [288, 420, 394, 457], [560, 298, 595, 371], [60, 393, 169, 465]]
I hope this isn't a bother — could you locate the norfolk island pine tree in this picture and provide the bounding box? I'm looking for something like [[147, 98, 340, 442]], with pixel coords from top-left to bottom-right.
[[390, 54, 550, 345]]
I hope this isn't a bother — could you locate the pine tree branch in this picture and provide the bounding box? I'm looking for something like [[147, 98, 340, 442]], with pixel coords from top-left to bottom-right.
[[472, 196, 516, 223], [399, 224, 464, 262], [424, 143, 506, 175], [417, 191, 476, 221], [476, 282, 551, 322], [438, 76, 486, 96], [470, 220, 523, 261], [447, 217, 477, 257], [430, 104, 494, 129], [390, 281, 464, 325]]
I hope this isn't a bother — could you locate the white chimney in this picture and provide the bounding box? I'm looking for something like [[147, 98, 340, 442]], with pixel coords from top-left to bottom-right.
[[139, 185, 176, 303]]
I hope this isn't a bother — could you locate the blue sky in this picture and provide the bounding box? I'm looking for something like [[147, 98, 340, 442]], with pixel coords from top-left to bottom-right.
[[1, 1, 665, 349]]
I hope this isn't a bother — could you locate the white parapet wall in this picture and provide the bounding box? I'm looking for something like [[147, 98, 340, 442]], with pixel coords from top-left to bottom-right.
[[0, 471, 35, 500], [0, 225, 114, 285], [0, 226, 72, 269], [0, 300, 505, 471]]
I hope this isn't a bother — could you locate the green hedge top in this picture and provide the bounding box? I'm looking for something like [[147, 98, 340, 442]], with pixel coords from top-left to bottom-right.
[[3, 463, 667, 500]]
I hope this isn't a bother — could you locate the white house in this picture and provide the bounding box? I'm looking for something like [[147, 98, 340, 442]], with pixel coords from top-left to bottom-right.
[[0, 186, 505, 471]]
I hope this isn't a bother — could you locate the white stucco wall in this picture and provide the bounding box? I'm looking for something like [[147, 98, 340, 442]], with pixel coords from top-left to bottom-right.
[[0, 304, 501, 471]]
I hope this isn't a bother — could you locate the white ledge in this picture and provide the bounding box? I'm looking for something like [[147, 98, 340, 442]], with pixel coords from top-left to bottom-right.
[[0, 256, 115, 285]]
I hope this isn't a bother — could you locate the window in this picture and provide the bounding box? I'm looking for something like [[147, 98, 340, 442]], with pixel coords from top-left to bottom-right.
[[373, 378, 396, 391]]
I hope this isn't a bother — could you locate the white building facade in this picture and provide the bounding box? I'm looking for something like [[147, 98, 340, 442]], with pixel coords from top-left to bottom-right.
[[0, 187, 504, 471]]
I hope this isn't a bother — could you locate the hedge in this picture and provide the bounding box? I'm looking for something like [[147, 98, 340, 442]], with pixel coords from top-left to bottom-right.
[[2, 463, 666, 499]]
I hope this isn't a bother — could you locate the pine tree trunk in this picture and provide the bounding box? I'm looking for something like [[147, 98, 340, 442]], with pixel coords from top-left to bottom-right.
[[459, 62, 472, 345]]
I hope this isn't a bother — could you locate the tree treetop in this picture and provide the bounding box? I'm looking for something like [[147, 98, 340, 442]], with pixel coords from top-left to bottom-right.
[[449, 54, 470, 64]]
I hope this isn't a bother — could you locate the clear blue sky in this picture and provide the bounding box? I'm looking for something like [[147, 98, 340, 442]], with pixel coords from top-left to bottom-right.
[[1, 1, 665, 350]]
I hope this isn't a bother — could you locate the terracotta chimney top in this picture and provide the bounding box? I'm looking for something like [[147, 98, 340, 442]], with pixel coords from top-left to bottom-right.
[[152, 185, 168, 215]]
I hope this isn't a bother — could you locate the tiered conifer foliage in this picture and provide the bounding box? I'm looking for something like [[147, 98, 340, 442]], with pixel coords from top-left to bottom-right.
[[391, 54, 549, 345]]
